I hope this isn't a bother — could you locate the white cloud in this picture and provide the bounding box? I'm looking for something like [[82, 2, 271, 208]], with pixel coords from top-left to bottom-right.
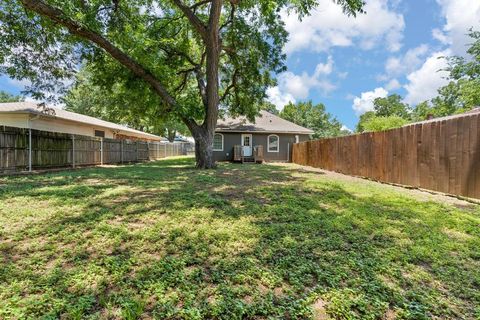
[[435, 0, 480, 55], [385, 78, 401, 91], [268, 56, 337, 109], [282, 0, 405, 54], [341, 125, 352, 132], [384, 44, 429, 78], [266, 87, 295, 110], [404, 51, 450, 105], [352, 87, 388, 115], [401, 0, 480, 106], [432, 28, 450, 45]]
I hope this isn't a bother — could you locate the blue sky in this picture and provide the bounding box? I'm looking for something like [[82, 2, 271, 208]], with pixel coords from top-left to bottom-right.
[[266, 0, 480, 130], [1, 0, 479, 130]]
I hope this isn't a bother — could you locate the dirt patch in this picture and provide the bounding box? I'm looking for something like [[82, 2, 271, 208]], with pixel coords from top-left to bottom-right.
[[311, 298, 329, 320], [384, 308, 397, 320]]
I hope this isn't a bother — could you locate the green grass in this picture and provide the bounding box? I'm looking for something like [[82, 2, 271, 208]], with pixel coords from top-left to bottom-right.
[[1, 157, 479, 319]]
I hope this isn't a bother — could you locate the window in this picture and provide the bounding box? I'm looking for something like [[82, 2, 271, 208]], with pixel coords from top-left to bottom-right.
[[243, 135, 250, 146], [267, 134, 279, 152], [213, 133, 224, 151], [94, 130, 105, 138]]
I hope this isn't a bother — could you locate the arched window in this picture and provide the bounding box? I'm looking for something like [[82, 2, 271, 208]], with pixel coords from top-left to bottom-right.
[[213, 133, 224, 151], [267, 134, 279, 152]]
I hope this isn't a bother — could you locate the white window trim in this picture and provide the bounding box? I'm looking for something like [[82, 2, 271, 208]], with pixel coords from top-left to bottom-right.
[[267, 134, 279, 153], [213, 133, 224, 151]]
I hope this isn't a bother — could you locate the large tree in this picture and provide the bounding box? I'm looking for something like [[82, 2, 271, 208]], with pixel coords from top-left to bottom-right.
[[373, 94, 410, 119], [280, 101, 347, 138], [355, 94, 411, 132], [0, 0, 364, 168]]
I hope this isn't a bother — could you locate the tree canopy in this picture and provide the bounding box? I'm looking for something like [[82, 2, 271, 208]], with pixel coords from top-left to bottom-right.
[[280, 101, 348, 138], [64, 67, 189, 141], [0, 90, 24, 103], [360, 115, 408, 132], [428, 32, 480, 116], [373, 94, 410, 118], [0, 0, 365, 167], [356, 96, 411, 132]]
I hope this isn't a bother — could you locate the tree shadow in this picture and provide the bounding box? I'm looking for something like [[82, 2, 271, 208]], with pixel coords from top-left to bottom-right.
[[0, 158, 479, 319]]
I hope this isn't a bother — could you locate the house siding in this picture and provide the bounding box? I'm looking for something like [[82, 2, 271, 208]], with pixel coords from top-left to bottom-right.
[[0, 113, 162, 141], [213, 132, 309, 162]]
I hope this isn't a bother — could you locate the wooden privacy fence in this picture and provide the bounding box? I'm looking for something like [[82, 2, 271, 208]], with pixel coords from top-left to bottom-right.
[[0, 126, 192, 173], [292, 112, 480, 199]]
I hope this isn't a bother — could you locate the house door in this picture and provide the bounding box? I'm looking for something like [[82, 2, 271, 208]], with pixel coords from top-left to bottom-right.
[[241, 134, 253, 157]]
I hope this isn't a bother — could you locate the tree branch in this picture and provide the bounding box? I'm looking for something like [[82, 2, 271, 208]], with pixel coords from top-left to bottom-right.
[[171, 0, 208, 41], [220, 69, 237, 102], [20, 0, 178, 108], [220, 4, 235, 31], [194, 66, 208, 107], [158, 46, 199, 67], [190, 0, 212, 12]]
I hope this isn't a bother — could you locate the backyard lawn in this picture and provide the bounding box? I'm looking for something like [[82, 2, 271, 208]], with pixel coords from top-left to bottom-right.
[[1, 157, 479, 319]]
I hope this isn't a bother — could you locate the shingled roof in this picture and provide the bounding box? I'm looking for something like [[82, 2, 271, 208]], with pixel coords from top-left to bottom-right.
[[216, 110, 314, 134], [0, 102, 163, 140]]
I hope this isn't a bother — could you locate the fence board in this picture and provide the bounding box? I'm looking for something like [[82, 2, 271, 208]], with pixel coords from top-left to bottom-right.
[[292, 113, 480, 199]]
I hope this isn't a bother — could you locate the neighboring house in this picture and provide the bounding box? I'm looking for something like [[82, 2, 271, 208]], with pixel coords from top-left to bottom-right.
[[214, 110, 313, 162], [0, 102, 165, 141]]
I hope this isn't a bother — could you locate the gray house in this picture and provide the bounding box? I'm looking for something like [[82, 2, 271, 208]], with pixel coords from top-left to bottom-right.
[[213, 110, 313, 163]]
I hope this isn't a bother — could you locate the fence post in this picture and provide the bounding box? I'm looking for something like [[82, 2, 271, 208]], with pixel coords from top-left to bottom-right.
[[100, 137, 103, 165], [136, 141, 138, 162], [287, 143, 290, 163], [121, 140, 123, 163], [28, 128, 32, 172], [72, 134, 75, 168], [164, 143, 167, 158]]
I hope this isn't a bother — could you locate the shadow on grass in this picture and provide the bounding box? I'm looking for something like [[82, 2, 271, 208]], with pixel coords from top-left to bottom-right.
[[0, 157, 479, 319]]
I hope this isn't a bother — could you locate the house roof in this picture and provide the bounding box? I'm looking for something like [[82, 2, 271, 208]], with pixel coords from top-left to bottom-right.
[[216, 110, 314, 134], [403, 107, 480, 127], [0, 102, 165, 140]]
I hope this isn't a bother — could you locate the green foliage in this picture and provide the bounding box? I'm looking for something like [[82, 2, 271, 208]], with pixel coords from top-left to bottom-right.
[[429, 30, 480, 116], [0, 0, 364, 119], [361, 115, 409, 132], [356, 96, 411, 133], [0, 157, 479, 318], [64, 67, 188, 140], [280, 101, 347, 138], [373, 94, 410, 118], [356, 111, 376, 133], [0, 90, 24, 103], [429, 79, 480, 117], [259, 101, 279, 115], [410, 101, 431, 122]]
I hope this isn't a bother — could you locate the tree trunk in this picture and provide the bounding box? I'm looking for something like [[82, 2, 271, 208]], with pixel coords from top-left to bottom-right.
[[190, 126, 215, 169], [167, 129, 176, 142], [191, 0, 222, 169]]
